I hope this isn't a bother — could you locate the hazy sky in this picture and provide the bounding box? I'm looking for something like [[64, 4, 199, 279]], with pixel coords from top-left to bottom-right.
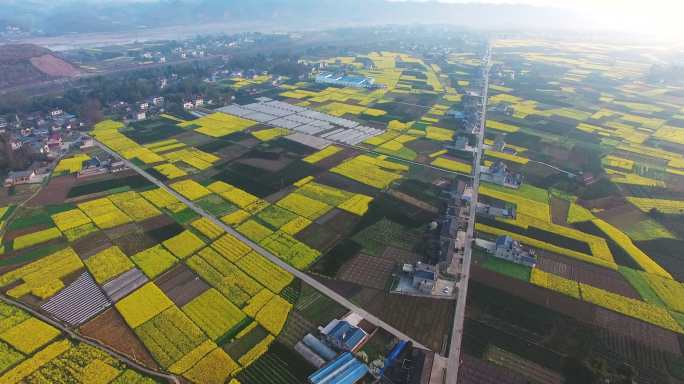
[[52, 0, 684, 36], [401, 0, 684, 35]]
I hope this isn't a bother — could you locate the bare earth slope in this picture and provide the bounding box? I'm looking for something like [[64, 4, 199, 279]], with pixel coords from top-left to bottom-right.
[[0, 43, 80, 88]]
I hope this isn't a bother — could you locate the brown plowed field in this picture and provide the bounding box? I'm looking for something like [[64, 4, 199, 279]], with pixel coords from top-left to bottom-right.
[[321, 276, 454, 352], [536, 252, 640, 299], [593, 308, 682, 354], [336, 253, 394, 290], [458, 354, 530, 384], [155, 264, 209, 307], [472, 265, 682, 355], [381, 246, 421, 264], [28, 175, 77, 206], [79, 307, 158, 369]]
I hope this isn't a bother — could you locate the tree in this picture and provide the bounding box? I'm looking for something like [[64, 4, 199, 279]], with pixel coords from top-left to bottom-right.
[[79, 98, 104, 125]]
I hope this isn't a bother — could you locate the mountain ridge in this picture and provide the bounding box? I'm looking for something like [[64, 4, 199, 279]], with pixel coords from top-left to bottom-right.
[[0, 0, 595, 36]]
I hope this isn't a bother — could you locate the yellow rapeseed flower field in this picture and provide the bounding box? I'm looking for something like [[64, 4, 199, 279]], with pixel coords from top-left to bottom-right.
[[183, 348, 239, 384], [486, 120, 520, 133], [276, 193, 332, 220], [0, 339, 71, 384], [331, 155, 406, 189], [210, 234, 251, 262], [131, 245, 178, 279], [182, 289, 246, 341], [185, 113, 256, 138], [153, 163, 188, 179], [109, 191, 161, 221], [255, 295, 292, 335], [0, 318, 60, 354], [78, 197, 132, 229], [115, 283, 173, 328], [237, 220, 274, 242], [221, 209, 251, 226], [51, 209, 92, 232], [53, 154, 91, 174], [168, 340, 216, 375], [0, 247, 83, 300], [338, 194, 374, 216], [580, 283, 682, 333], [430, 157, 472, 173], [530, 268, 580, 299], [141, 188, 181, 209], [236, 251, 293, 293], [12, 227, 62, 251], [302, 145, 343, 164], [170, 180, 212, 201], [163, 230, 205, 259], [252, 128, 289, 141], [85, 246, 134, 284], [627, 197, 684, 215], [593, 219, 671, 278], [280, 216, 312, 235], [190, 217, 224, 240]]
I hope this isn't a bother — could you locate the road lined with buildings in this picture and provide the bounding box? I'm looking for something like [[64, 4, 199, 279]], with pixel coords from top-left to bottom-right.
[[89, 136, 427, 351], [445, 46, 492, 384]]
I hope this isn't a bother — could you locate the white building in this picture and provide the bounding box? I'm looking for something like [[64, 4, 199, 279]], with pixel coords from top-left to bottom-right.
[[492, 236, 536, 267], [403, 262, 437, 294], [314, 72, 375, 88]]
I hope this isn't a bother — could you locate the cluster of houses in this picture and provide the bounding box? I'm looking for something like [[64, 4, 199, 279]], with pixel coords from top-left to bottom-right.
[[109, 96, 166, 122], [182, 97, 205, 111], [0, 106, 132, 187], [392, 180, 467, 297], [480, 160, 523, 189], [2, 108, 82, 158], [3, 140, 124, 188]]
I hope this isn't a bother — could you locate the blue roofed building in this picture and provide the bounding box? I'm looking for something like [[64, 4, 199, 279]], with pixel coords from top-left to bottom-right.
[[410, 262, 437, 294], [320, 319, 369, 352], [303, 333, 338, 361], [308, 352, 369, 384]]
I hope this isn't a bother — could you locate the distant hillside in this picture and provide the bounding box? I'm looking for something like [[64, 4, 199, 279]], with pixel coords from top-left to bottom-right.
[[0, 44, 80, 89], [0, 0, 594, 37]]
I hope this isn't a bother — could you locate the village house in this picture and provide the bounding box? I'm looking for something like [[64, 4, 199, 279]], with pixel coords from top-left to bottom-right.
[[491, 235, 536, 267]]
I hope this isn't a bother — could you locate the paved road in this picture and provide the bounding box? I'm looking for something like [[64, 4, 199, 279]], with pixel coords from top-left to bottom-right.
[[0, 294, 179, 384], [445, 46, 492, 384], [89, 137, 427, 349]]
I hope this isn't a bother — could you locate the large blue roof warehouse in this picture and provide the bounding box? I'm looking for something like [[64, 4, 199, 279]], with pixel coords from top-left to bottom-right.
[[308, 352, 368, 384]]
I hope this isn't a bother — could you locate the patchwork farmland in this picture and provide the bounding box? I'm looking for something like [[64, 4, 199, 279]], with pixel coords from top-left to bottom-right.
[[3, 33, 684, 384]]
